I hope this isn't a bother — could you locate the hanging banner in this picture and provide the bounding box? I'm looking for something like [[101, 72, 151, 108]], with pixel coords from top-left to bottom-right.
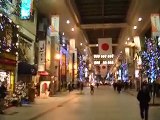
[[61, 54, 66, 76], [46, 36, 51, 70], [70, 39, 75, 53], [38, 41, 46, 71], [98, 38, 112, 55], [49, 15, 59, 36], [151, 14, 160, 37]]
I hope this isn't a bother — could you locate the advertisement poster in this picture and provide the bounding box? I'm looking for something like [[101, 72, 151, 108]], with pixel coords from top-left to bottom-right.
[[40, 81, 50, 98]]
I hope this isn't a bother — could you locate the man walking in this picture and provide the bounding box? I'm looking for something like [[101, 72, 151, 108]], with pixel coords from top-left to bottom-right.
[[0, 82, 7, 114], [137, 84, 151, 120]]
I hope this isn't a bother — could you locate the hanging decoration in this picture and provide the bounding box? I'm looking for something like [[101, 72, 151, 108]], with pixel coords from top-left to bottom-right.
[[0, 13, 19, 55]]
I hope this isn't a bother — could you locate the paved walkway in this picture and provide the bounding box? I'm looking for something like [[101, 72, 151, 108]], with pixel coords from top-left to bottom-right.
[[125, 88, 160, 105], [0, 86, 160, 120], [0, 90, 79, 120]]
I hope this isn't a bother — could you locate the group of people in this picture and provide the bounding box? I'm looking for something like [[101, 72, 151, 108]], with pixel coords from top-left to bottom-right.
[[113, 80, 123, 93]]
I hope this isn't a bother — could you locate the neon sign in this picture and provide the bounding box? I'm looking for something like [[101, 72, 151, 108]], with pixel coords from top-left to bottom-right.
[[20, 0, 32, 19]]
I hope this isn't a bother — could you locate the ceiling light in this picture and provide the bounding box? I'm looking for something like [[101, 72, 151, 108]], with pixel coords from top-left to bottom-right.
[[138, 17, 142, 21], [96, 44, 98, 46], [66, 20, 70, 24], [127, 38, 130, 41], [133, 26, 137, 30], [80, 43, 83, 46], [71, 27, 74, 31]]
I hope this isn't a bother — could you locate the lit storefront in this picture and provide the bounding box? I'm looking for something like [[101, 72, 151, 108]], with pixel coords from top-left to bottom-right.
[[0, 13, 19, 92]]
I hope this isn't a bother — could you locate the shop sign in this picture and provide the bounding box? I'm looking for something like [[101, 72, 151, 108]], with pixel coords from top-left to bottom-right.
[[46, 36, 51, 70], [38, 41, 45, 71]]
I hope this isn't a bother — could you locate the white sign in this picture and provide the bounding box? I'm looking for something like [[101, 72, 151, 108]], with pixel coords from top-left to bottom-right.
[[38, 41, 46, 71], [49, 15, 59, 36], [98, 38, 112, 55], [70, 39, 75, 53], [94, 54, 114, 59], [151, 14, 160, 37]]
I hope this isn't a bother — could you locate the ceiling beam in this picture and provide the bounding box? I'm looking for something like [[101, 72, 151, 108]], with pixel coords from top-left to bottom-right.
[[80, 23, 128, 29], [89, 44, 118, 47]]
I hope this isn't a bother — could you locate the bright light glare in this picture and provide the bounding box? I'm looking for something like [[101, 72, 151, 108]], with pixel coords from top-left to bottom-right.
[[138, 17, 142, 21], [66, 20, 70, 24], [55, 54, 60, 60], [71, 27, 74, 31], [133, 26, 137, 30]]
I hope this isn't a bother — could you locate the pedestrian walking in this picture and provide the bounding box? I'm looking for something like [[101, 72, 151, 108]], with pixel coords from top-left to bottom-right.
[[0, 82, 7, 114], [96, 82, 99, 88], [137, 85, 151, 120], [68, 82, 72, 93], [80, 82, 84, 94], [113, 81, 117, 91], [117, 81, 122, 93], [90, 84, 94, 95]]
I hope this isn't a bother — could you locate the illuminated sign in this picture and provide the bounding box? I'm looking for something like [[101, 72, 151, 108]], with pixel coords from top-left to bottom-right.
[[93, 54, 114, 59], [20, 0, 32, 19], [94, 61, 114, 65]]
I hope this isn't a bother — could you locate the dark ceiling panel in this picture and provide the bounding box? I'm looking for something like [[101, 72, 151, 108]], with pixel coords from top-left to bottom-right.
[[74, 0, 131, 55], [91, 47, 98, 54], [75, 0, 131, 24], [85, 28, 121, 44]]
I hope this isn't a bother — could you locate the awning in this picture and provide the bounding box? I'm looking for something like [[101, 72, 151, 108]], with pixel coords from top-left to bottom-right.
[[18, 62, 37, 75], [38, 71, 49, 76]]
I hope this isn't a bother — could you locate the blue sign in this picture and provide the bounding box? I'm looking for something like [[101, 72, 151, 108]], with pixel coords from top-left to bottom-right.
[[20, 0, 32, 19]]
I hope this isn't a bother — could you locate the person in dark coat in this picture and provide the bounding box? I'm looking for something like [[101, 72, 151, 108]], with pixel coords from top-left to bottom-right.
[[113, 81, 117, 91], [137, 85, 151, 120], [0, 82, 7, 114], [117, 81, 122, 93], [68, 82, 72, 93]]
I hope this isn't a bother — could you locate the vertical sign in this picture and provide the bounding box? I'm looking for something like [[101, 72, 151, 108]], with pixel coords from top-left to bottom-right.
[[20, 0, 32, 19], [70, 39, 75, 53], [61, 55, 66, 75], [50, 15, 59, 36], [38, 41, 46, 71], [46, 36, 51, 70], [151, 14, 160, 37]]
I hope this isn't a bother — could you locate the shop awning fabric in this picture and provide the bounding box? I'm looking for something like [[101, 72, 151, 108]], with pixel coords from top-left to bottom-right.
[[18, 62, 37, 75]]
